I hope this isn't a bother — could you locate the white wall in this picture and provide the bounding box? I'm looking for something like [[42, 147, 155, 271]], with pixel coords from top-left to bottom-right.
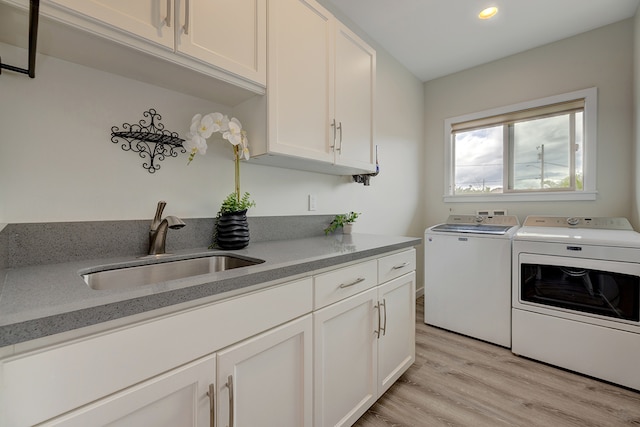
[[0, 41, 424, 239], [424, 20, 634, 228]]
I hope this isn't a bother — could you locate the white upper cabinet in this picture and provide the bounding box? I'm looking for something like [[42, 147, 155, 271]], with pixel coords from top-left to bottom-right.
[[0, 0, 266, 105], [176, 0, 266, 86], [333, 21, 376, 172], [238, 0, 376, 176], [46, 0, 266, 86], [45, 0, 175, 49], [264, 0, 335, 164]]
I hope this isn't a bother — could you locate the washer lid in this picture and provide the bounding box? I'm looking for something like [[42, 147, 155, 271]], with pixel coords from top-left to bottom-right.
[[429, 214, 520, 235], [430, 223, 514, 235]]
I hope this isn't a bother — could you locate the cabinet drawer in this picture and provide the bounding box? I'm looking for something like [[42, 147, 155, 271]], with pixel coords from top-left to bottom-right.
[[378, 249, 416, 284], [314, 260, 377, 309]]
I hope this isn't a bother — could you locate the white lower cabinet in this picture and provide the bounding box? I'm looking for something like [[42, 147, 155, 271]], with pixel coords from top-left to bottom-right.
[[0, 251, 416, 427], [0, 278, 312, 427], [377, 273, 416, 395], [216, 314, 313, 427], [314, 288, 379, 427], [38, 314, 314, 427], [40, 354, 217, 427], [314, 250, 416, 427]]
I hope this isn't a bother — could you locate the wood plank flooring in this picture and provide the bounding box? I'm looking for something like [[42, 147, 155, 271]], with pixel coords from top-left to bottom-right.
[[355, 296, 640, 427]]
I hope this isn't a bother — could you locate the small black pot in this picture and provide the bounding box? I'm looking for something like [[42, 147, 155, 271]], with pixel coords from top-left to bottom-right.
[[216, 210, 250, 249]]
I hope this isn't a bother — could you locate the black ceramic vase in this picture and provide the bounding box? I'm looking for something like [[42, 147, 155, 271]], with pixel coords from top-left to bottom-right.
[[216, 210, 250, 249]]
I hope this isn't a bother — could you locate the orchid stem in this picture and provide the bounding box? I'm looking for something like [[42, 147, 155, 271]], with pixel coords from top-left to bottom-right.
[[234, 145, 241, 203]]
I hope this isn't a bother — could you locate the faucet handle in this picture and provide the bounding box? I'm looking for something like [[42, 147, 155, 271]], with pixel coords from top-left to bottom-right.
[[151, 200, 167, 230]]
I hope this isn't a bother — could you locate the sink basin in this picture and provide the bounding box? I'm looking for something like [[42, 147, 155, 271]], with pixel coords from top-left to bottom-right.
[[83, 255, 264, 291]]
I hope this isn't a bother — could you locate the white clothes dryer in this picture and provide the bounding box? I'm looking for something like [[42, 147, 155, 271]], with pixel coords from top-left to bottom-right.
[[512, 215, 640, 391]]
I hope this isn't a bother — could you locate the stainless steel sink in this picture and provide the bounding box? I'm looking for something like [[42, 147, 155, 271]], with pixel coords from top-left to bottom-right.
[[83, 255, 264, 291]]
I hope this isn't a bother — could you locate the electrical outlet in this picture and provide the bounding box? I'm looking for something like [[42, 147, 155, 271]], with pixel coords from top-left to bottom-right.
[[308, 194, 317, 211]]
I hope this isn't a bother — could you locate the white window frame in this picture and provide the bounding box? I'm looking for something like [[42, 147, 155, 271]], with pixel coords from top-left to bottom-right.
[[443, 87, 598, 202]]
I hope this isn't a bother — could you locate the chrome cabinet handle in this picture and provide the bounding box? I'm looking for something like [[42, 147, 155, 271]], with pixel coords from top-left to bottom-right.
[[206, 383, 215, 427], [330, 119, 337, 150], [392, 262, 409, 270], [381, 299, 387, 336], [226, 375, 234, 427], [337, 121, 343, 153], [339, 277, 365, 289], [163, 0, 171, 27], [182, 0, 190, 34], [374, 302, 381, 338]]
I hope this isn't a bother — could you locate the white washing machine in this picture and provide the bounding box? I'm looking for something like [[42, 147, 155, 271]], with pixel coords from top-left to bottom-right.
[[424, 214, 520, 347]]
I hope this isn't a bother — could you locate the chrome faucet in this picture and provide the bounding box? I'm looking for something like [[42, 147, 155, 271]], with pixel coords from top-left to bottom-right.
[[148, 201, 186, 255]]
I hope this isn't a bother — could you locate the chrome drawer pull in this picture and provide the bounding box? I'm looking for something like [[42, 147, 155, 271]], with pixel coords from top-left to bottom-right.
[[381, 299, 387, 336], [163, 0, 171, 27], [206, 383, 215, 427], [392, 262, 409, 270], [374, 302, 381, 338], [226, 375, 234, 427], [182, 0, 190, 34], [339, 277, 366, 288], [330, 119, 337, 150]]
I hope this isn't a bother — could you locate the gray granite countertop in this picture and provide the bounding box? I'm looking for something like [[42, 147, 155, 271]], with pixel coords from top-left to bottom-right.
[[0, 233, 420, 347]]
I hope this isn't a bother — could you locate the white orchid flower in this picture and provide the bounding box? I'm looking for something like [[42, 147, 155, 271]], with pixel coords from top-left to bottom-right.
[[186, 112, 251, 162], [239, 132, 250, 160], [184, 132, 208, 155], [190, 114, 213, 139], [223, 118, 243, 146], [206, 112, 229, 133]]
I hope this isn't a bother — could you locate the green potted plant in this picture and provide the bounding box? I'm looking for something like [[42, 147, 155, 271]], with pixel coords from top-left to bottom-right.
[[324, 212, 360, 235], [184, 112, 256, 249]]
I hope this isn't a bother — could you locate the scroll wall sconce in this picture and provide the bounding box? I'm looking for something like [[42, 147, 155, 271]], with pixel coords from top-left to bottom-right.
[[111, 108, 186, 173]]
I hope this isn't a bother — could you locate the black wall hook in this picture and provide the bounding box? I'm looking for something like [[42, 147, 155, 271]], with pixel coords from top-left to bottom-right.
[[0, 0, 40, 78]]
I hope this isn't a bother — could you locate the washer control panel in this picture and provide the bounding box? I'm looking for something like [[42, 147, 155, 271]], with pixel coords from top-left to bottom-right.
[[445, 214, 520, 226]]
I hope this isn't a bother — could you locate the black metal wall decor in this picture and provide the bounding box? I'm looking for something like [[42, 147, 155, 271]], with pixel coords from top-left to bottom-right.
[[0, 0, 40, 78], [111, 108, 185, 173]]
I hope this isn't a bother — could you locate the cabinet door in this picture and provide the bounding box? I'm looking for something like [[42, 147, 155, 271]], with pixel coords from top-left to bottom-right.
[[377, 272, 416, 395], [217, 315, 313, 427], [334, 21, 376, 172], [266, 0, 334, 163], [47, 0, 174, 49], [314, 288, 378, 427], [40, 354, 216, 427], [177, 0, 266, 85]]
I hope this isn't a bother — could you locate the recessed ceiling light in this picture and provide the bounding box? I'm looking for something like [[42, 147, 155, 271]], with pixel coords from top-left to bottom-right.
[[478, 6, 498, 19]]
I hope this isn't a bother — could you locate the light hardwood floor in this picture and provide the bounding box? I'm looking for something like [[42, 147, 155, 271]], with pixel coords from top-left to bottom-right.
[[355, 296, 640, 427]]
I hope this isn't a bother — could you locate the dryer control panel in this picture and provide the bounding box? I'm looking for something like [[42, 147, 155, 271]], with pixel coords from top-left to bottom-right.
[[522, 216, 632, 230]]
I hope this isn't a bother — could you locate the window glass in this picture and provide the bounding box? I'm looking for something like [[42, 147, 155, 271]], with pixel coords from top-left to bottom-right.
[[445, 88, 596, 201], [454, 126, 502, 194], [512, 114, 573, 191]]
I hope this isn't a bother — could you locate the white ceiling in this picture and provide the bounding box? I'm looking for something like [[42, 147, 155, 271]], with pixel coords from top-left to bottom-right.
[[325, 0, 640, 82]]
